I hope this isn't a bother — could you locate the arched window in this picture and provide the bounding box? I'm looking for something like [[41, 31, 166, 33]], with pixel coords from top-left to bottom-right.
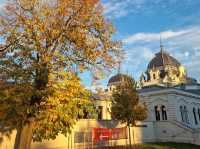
[[155, 106, 160, 121], [184, 106, 189, 124], [198, 109, 200, 122], [153, 74, 156, 80], [160, 70, 166, 78], [161, 105, 167, 120], [193, 108, 198, 125], [83, 108, 89, 119], [180, 106, 184, 122], [97, 106, 103, 120]]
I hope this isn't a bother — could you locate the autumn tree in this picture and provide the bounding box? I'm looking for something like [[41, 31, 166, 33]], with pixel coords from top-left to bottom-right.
[[111, 76, 147, 149], [0, 0, 121, 149]]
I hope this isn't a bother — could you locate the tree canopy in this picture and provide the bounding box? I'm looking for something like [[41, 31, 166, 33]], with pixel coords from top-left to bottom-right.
[[111, 76, 147, 126], [0, 0, 121, 143], [111, 75, 147, 148]]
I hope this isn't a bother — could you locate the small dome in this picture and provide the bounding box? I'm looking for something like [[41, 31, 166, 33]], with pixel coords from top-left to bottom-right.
[[148, 50, 181, 69], [108, 74, 132, 85]]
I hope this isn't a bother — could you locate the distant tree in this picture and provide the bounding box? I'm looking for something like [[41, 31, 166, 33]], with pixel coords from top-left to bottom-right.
[[0, 0, 122, 149], [111, 76, 147, 149]]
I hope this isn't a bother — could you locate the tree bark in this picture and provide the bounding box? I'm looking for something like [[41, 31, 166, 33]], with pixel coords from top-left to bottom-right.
[[14, 123, 33, 149]]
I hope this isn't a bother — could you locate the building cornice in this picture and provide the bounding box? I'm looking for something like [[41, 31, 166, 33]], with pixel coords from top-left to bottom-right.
[[139, 88, 200, 99]]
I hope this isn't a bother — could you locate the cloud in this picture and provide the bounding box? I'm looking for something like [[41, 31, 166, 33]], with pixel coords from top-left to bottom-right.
[[102, 0, 153, 19], [103, 0, 132, 18], [121, 46, 155, 79], [123, 29, 194, 44], [0, 2, 6, 10], [102, 0, 200, 22], [121, 26, 200, 81]]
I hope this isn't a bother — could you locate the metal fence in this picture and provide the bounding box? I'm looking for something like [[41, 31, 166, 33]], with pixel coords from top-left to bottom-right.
[[74, 127, 128, 149]]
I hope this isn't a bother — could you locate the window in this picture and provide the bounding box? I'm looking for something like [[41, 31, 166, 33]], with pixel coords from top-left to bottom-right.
[[184, 106, 189, 124], [161, 105, 167, 120], [78, 108, 89, 119], [155, 105, 168, 121], [198, 109, 200, 122], [83, 109, 89, 119], [155, 106, 160, 121], [97, 106, 103, 120], [193, 108, 198, 125], [180, 105, 190, 124], [153, 74, 156, 80], [180, 106, 184, 122], [160, 70, 166, 78]]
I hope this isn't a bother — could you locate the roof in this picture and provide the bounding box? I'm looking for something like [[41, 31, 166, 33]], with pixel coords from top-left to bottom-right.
[[148, 50, 181, 69], [138, 85, 200, 96], [185, 90, 200, 95], [138, 86, 166, 93], [108, 73, 132, 85], [91, 93, 110, 100]]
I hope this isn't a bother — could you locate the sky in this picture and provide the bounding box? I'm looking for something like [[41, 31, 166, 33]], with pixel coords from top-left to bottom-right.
[[92, 0, 200, 90], [0, 0, 200, 90]]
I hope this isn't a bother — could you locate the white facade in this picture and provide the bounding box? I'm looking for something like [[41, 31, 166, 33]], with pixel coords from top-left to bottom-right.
[[139, 87, 200, 143], [140, 88, 200, 127]]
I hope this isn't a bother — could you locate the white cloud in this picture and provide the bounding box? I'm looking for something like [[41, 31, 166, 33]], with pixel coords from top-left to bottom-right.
[[102, 0, 152, 19], [103, 0, 132, 18], [122, 46, 154, 79], [103, 0, 191, 19], [0, 2, 6, 10], [123, 29, 191, 44]]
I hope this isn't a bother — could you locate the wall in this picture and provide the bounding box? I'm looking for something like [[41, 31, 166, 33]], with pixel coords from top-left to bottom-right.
[[31, 120, 156, 149], [154, 121, 198, 144], [1, 120, 200, 149], [0, 130, 16, 149]]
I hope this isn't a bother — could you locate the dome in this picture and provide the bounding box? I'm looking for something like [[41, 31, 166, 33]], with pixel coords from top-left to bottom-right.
[[108, 74, 132, 85], [148, 50, 181, 70]]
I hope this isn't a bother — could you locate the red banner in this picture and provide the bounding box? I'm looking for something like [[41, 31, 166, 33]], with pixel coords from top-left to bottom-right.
[[92, 128, 111, 142], [111, 127, 127, 140], [92, 127, 127, 142]]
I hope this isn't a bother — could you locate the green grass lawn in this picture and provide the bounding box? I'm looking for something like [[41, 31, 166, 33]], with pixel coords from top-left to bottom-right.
[[101, 142, 200, 149], [140, 142, 200, 149]]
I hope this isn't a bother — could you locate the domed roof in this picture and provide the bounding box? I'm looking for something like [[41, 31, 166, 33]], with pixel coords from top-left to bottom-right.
[[108, 73, 132, 85], [148, 50, 181, 69]]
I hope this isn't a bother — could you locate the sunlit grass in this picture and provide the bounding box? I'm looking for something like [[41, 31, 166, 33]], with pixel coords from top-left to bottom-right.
[[100, 142, 200, 149]]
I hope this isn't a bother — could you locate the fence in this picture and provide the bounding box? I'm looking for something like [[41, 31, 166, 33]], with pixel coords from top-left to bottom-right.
[[74, 127, 127, 149]]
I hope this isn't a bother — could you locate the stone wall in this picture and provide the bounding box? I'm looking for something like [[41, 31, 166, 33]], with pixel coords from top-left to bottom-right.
[[153, 121, 199, 144]]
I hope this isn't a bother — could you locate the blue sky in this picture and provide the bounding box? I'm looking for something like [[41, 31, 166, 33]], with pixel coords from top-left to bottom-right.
[[0, 0, 200, 90], [103, 0, 200, 74], [88, 0, 200, 90]]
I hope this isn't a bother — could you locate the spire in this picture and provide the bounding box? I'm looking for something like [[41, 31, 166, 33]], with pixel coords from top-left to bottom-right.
[[118, 61, 121, 74], [160, 35, 165, 65], [160, 35, 164, 52]]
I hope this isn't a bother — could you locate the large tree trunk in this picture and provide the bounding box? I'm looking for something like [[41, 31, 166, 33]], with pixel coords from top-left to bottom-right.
[[14, 123, 33, 149]]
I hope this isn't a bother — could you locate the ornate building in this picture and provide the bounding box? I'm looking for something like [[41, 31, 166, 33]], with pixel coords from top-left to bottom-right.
[[1, 45, 200, 149], [106, 44, 200, 145], [140, 45, 188, 87]]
